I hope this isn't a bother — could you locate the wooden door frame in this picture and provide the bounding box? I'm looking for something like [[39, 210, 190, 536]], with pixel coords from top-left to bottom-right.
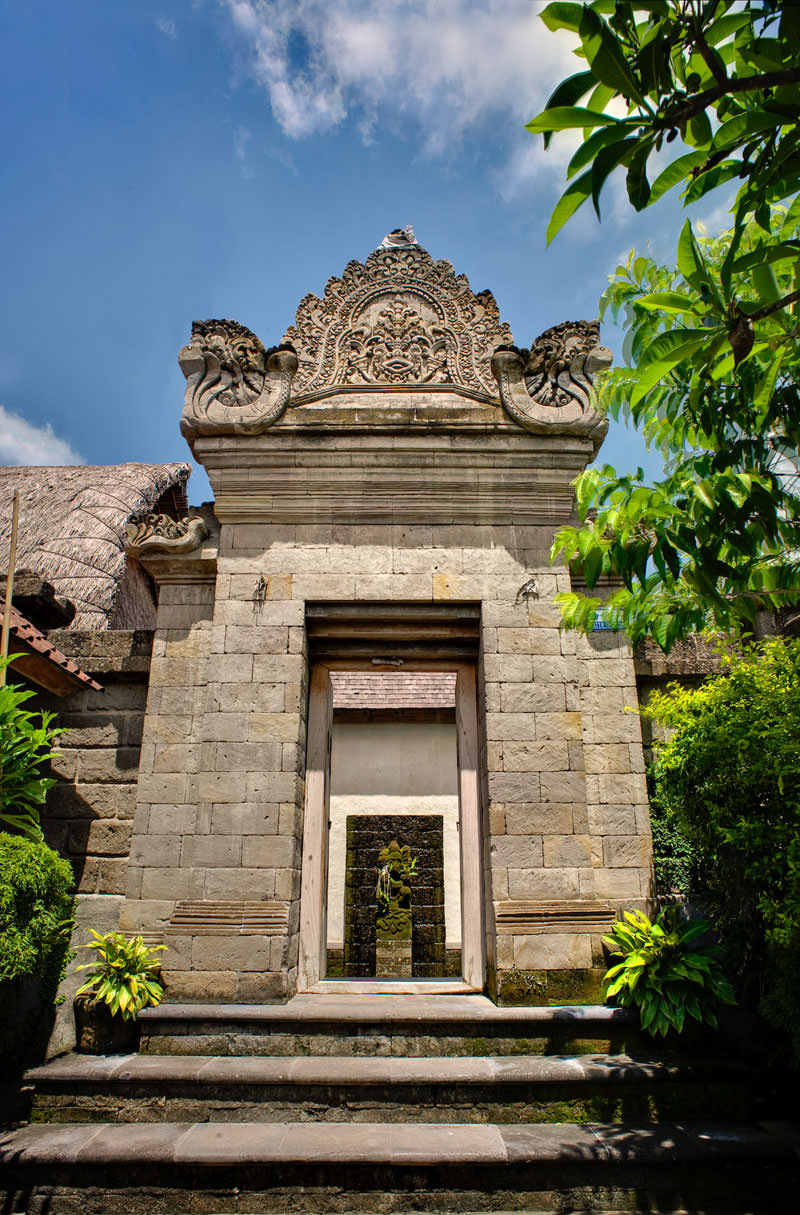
[[296, 659, 486, 992]]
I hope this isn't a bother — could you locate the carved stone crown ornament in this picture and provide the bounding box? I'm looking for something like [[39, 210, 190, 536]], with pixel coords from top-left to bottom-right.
[[177, 235, 611, 441], [125, 513, 209, 558]]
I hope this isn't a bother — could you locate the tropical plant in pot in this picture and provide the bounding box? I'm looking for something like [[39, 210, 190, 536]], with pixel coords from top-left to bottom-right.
[[74, 930, 166, 1054], [602, 906, 735, 1038]]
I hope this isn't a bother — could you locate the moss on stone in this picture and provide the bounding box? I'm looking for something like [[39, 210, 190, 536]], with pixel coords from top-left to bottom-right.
[[496, 967, 606, 1006]]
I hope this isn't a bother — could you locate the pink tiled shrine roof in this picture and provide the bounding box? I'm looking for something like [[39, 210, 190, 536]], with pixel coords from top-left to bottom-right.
[[330, 671, 456, 709]]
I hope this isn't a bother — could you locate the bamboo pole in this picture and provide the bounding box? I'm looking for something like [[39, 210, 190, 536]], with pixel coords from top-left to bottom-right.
[[0, 489, 20, 685]]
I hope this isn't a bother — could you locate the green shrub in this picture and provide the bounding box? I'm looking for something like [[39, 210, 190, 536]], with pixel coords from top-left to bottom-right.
[[0, 834, 75, 1073], [648, 776, 699, 897], [644, 639, 800, 1062], [0, 656, 65, 841], [76, 931, 166, 1021], [602, 906, 735, 1037]]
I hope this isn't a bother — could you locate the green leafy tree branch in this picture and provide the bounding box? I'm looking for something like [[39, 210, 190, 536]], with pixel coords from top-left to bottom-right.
[[527, 1, 800, 648]]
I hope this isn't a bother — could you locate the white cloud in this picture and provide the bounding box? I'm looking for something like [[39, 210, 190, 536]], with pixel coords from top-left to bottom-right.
[[0, 406, 83, 466], [223, 0, 576, 158], [156, 17, 177, 39]]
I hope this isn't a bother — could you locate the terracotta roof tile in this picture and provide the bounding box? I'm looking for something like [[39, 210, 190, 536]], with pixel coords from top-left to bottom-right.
[[1, 594, 103, 694]]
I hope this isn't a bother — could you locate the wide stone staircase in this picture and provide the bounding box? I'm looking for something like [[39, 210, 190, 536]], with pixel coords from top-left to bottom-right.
[[2, 994, 798, 1214]]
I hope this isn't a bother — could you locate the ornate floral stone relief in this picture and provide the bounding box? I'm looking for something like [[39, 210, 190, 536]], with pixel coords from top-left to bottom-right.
[[179, 319, 298, 437], [491, 320, 611, 441], [125, 513, 209, 558], [175, 244, 611, 441], [282, 243, 513, 401]]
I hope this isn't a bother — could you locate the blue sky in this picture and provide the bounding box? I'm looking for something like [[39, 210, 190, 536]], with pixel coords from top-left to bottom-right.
[[0, 1, 710, 502]]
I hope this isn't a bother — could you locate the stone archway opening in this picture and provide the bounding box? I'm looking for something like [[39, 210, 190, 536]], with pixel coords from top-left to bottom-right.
[[297, 603, 486, 994], [325, 673, 461, 981]]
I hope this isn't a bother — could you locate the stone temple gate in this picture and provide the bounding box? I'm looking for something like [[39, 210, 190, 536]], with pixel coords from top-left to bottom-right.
[[120, 229, 652, 1004]]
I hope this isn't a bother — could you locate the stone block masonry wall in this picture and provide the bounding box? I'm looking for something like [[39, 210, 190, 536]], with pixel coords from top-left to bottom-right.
[[203, 520, 652, 1000], [576, 631, 652, 910], [38, 630, 153, 894], [479, 588, 652, 1002], [121, 515, 653, 1004], [121, 557, 308, 1003], [32, 630, 153, 1055]]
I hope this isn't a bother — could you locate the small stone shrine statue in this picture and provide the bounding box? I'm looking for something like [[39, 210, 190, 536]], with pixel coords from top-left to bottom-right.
[[375, 840, 417, 977]]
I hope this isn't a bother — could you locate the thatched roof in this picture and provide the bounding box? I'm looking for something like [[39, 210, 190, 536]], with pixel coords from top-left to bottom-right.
[[0, 463, 190, 629]]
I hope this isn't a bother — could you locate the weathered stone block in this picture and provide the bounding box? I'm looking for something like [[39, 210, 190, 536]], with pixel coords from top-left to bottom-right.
[[210, 803, 279, 834], [201, 713, 249, 742], [162, 970, 238, 1001], [203, 867, 276, 900], [603, 835, 652, 868], [507, 867, 581, 898], [147, 804, 198, 834], [487, 771, 540, 804], [500, 682, 566, 713], [137, 773, 187, 805], [586, 804, 637, 835], [535, 712, 583, 740], [483, 654, 533, 683], [71, 820, 132, 857], [504, 802, 573, 835], [583, 744, 632, 774], [490, 834, 543, 868], [152, 743, 200, 774], [191, 934, 270, 972], [484, 712, 535, 741], [539, 770, 586, 803], [543, 833, 593, 868], [502, 741, 570, 772], [181, 835, 242, 868], [587, 771, 648, 805], [513, 932, 593, 970], [195, 772, 247, 803], [593, 868, 648, 899], [241, 834, 299, 868], [126, 830, 182, 868]]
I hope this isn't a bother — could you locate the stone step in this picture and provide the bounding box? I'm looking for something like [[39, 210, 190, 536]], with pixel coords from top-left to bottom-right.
[[1, 1119, 797, 1213], [139, 995, 643, 1057], [26, 1052, 755, 1125]]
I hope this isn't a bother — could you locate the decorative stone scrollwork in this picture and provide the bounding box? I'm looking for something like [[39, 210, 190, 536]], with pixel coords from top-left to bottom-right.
[[125, 513, 209, 557], [179, 319, 298, 437], [283, 243, 513, 401], [491, 320, 611, 441]]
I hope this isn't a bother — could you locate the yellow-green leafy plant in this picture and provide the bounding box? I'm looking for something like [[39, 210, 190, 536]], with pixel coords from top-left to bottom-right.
[[602, 906, 735, 1037], [76, 930, 166, 1021]]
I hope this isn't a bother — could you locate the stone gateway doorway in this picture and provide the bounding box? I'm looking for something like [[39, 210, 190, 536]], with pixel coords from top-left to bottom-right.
[[120, 233, 653, 1007], [297, 649, 485, 993]]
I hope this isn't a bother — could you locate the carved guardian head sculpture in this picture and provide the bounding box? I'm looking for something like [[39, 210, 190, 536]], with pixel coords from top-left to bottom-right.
[[179, 319, 298, 438]]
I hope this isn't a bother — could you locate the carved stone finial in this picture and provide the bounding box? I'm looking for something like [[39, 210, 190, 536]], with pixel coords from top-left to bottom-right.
[[380, 226, 418, 248], [178, 318, 298, 438], [125, 513, 209, 558], [491, 320, 610, 444]]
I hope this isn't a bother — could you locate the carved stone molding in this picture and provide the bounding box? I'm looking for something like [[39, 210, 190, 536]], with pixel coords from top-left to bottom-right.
[[167, 900, 290, 936], [125, 513, 209, 557], [179, 319, 298, 437], [283, 243, 513, 401], [494, 900, 616, 934], [491, 320, 611, 444]]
